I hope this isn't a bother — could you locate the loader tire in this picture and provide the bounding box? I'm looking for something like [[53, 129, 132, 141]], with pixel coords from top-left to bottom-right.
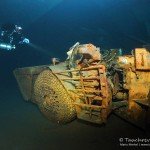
[[34, 69, 76, 124]]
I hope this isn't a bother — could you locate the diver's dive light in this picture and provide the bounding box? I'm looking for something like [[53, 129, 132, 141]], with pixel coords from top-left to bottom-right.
[[0, 43, 16, 51]]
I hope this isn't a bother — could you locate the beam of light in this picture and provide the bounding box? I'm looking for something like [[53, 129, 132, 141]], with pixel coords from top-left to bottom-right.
[[28, 42, 51, 56]]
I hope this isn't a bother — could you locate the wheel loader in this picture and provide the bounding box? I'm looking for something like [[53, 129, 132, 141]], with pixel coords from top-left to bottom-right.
[[13, 43, 150, 129]]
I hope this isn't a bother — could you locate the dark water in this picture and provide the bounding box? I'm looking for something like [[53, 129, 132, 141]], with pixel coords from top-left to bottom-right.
[[0, 0, 150, 149], [0, 84, 149, 150]]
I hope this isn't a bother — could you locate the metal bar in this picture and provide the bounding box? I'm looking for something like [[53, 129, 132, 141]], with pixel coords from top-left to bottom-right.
[[61, 77, 102, 80], [54, 65, 104, 74], [79, 74, 87, 103], [78, 94, 101, 98], [69, 89, 102, 93], [74, 102, 104, 109]]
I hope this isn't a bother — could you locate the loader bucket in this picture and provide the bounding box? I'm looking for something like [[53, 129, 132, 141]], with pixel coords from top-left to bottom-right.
[[14, 63, 77, 124], [13, 65, 48, 102]]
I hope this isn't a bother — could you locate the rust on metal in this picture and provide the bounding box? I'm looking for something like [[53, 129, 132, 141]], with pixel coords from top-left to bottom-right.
[[13, 43, 150, 129]]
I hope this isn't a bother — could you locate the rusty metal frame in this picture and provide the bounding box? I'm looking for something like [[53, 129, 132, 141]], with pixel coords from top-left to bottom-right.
[[54, 64, 110, 124]]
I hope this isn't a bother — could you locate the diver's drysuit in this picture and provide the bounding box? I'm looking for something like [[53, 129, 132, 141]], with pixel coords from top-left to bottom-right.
[[0, 23, 29, 51]]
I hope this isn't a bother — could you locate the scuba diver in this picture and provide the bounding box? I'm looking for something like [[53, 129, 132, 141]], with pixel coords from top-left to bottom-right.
[[0, 23, 30, 51]]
